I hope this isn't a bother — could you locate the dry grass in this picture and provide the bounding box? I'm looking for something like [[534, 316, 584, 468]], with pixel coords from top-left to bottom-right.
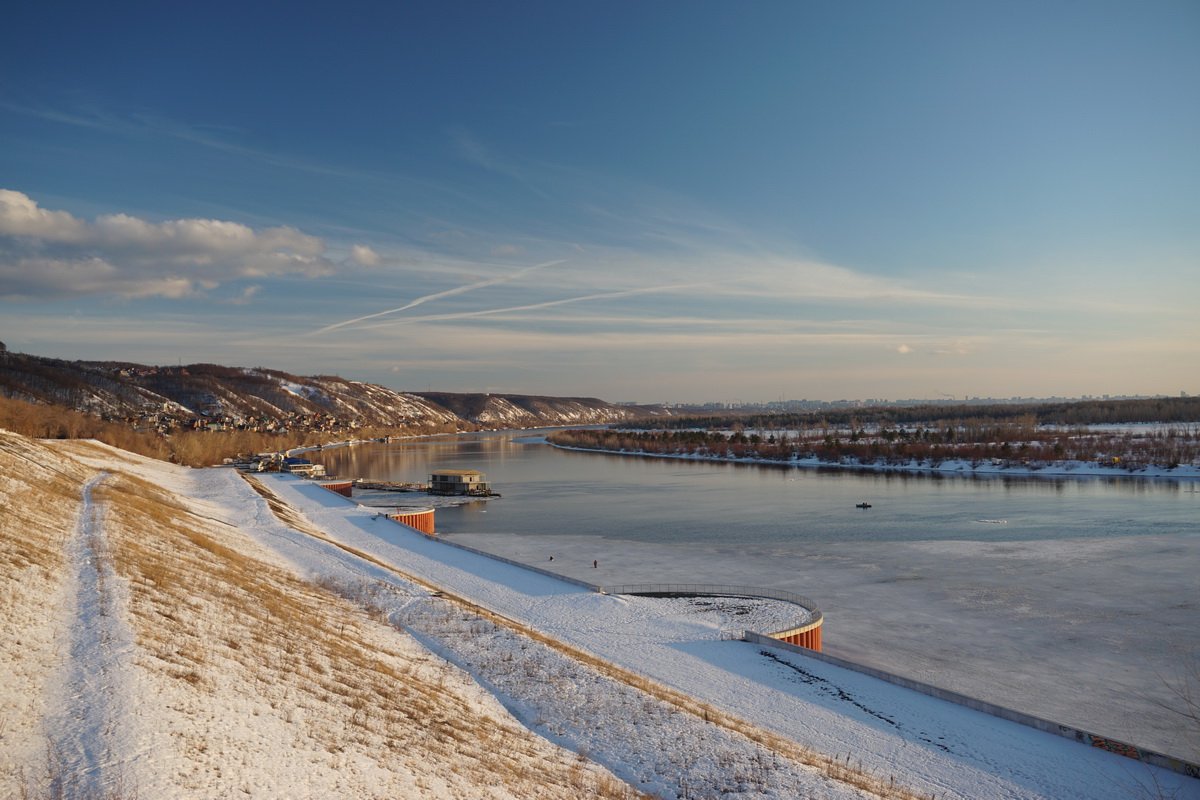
[[0, 432, 99, 798], [0, 426, 926, 799], [87, 464, 650, 798]]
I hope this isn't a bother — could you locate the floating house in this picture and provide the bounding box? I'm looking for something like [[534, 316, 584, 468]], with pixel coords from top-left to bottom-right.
[[428, 468, 490, 496]]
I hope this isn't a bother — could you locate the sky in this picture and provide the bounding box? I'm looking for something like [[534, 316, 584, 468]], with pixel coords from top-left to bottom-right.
[[1, 1, 1197, 405]]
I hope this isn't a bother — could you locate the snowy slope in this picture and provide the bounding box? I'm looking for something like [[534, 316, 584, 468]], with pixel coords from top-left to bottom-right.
[[244, 471, 1198, 800], [1, 433, 642, 799], [3, 430, 1196, 799]]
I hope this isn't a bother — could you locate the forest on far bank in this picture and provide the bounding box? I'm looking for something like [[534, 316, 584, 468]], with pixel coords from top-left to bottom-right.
[[563, 397, 1200, 471], [616, 396, 1200, 433]]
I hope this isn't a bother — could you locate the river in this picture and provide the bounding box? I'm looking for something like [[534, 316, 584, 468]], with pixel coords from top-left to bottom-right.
[[305, 429, 1200, 760], [308, 430, 1198, 546]]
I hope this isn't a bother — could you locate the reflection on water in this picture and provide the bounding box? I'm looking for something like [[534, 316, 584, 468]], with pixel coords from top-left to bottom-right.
[[305, 431, 1199, 547]]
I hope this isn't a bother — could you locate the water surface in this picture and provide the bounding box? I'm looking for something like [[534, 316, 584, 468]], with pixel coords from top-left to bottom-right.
[[307, 431, 1199, 547]]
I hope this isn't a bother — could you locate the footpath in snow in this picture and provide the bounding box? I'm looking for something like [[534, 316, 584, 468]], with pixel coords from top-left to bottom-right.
[[42, 474, 149, 798]]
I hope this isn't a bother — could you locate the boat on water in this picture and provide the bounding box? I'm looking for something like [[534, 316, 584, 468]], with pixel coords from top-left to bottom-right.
[[856, 502, 872, 509]]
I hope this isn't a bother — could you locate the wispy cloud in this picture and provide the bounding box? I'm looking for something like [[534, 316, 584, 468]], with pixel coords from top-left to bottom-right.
[[349, 245, 381, 267], [1, 101, 442, 193], [349, 278, 727, 331], [933, 340, 972, 356], [311, 259, 568, 335], [221, 285, 262, 306], [449, 126, 555, 201]]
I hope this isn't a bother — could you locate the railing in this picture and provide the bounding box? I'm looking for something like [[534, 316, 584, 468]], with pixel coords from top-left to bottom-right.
[[360, 500, 1197, 777], [601, 584, 823, 637], [602, 584, 818, 610]]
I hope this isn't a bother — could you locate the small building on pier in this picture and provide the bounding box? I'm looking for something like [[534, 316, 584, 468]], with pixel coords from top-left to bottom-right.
[[428, 468, 490, 496]]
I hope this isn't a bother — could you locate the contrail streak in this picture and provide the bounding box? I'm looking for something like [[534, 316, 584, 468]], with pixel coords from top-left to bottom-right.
[[353, 280, 721, 329], [312, 259, 565, 335]]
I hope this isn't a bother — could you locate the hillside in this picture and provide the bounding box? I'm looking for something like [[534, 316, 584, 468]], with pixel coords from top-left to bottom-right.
[[415, 390, 661, 428], [3, 428, 1195, 799], [0, 429, 901, 800], [0, 429, 647, 799], [0, 348, 667, 434]]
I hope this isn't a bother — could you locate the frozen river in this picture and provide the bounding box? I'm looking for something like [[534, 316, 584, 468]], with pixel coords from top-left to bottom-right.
[[308, 430, 1200, 761]]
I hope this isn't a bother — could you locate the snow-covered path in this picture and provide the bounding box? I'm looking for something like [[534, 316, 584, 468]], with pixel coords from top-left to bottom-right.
[[243, 471, 1199, 800], [41, 473, 149, 798]]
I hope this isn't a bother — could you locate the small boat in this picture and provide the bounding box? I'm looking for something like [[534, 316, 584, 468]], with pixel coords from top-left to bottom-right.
[[856, 502, 872, 509]]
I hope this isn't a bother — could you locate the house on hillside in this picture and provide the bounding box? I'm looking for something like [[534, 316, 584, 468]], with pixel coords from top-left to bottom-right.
[[428, 469, 490, 495]]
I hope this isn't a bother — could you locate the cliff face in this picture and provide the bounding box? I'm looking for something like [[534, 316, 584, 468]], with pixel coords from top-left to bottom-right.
[[0, 350, 667, 429]]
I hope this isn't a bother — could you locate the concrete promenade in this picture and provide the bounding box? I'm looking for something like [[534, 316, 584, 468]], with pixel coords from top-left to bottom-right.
[[446, 525, 1200, 761]]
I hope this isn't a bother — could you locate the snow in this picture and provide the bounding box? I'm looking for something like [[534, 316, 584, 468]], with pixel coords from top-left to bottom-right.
[[40, 475, 150, 798], [244, 472, 1200, 800], [3, 431, 1197, 799]]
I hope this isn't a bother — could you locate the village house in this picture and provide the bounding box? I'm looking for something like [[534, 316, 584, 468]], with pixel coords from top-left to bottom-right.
[[281, 457, 326, 478]]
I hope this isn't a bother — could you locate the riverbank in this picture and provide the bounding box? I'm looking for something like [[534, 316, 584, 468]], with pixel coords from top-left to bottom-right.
[[303, 432, 1200, 759], [256, 470, 1197, 798], [445, 524, 1200, 761], [549, 443, 1200, 479]]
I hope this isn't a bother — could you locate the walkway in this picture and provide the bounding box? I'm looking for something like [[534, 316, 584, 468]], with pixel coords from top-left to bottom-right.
[[250, 472, 1198, 800]]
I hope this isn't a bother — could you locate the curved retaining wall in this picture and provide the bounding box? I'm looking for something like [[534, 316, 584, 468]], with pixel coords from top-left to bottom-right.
[[769, 620, 823, 651], [602, 584, 823, 652], [317, 480, 354, 498], [388, 522, 1197, 778], [388, 508, 435, 535], [312, 477, 435, 533]]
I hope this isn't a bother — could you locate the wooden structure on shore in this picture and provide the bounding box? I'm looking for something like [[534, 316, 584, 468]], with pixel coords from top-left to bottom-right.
[[428, 468, 495, 496]]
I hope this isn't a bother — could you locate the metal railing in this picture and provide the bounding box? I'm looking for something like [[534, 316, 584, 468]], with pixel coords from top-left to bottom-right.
[[602, 584, 817, 610], [600, 584, 823, 637]]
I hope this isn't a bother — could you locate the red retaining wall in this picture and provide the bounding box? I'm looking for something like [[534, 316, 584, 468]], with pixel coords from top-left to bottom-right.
[[319, 480, 353, 498], [389, 508, 435, 535], [775, 623, 823, 651]]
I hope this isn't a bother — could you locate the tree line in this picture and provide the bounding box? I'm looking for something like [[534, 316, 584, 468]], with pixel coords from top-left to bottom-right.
[[619, 397, 1200, 433], [549, 419, 1200, 472]]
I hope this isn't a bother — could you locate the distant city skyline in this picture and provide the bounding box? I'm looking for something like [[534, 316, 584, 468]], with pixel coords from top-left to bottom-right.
[[2, 2, 1197, 403]]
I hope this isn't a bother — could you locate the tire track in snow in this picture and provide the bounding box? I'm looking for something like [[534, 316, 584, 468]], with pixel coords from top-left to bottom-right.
[[42, 473, 143, 797], [759, 650, 953, 753]]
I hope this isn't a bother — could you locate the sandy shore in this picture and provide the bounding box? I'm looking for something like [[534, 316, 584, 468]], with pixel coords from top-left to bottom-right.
[[446, 526, 1200, 760]]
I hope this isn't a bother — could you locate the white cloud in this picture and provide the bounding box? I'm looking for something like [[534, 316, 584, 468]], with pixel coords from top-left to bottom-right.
[[896, 344, 913, 354], [0, 189, 88, 241], [350, 245, 381, 267], [222, 285, 262, 306], [0, 190, 342, 300]]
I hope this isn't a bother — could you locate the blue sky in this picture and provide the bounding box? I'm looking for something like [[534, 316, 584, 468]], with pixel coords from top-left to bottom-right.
[[2, 1, 1197, 403]]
